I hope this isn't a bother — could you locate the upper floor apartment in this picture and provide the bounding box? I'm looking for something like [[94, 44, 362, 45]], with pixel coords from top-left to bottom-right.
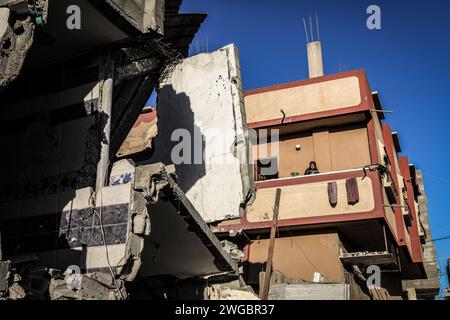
[[212, 70, 429, 280]]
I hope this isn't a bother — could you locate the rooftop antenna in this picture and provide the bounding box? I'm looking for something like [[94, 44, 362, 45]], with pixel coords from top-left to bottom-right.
[[195, 39, 200, 54], [316, 11, 320, 41], [302, 12, 324, 78], [303, 18, 310, 43]]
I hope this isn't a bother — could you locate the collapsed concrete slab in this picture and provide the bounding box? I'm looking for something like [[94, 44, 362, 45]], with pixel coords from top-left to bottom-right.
[[0, 0, 168, 88], [145, 44, 255, 223], [132, 163, 238, 280], [117, 108, 158, 158]]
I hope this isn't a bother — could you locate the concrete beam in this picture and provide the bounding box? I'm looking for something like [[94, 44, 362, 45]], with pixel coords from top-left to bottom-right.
[[115, 57, 159, 84], [88, 0, 165, 35], [96, 53, 115, 191]]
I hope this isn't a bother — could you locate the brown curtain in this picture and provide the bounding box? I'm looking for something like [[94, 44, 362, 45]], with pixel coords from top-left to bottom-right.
[[328, 181, 338, 207], [346, 178, 360, 205]]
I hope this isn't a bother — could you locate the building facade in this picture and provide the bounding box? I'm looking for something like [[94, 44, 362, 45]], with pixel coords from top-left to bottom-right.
[[0, 0, 245, 300], [212, 63, 439, 300]]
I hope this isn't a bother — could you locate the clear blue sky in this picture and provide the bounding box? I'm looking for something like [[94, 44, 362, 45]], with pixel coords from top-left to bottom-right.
[[172, 0, 450, 297]]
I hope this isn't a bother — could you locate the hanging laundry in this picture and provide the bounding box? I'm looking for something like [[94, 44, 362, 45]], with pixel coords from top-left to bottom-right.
[[346, 178, 360, 205], [327, 181, 338, 207]]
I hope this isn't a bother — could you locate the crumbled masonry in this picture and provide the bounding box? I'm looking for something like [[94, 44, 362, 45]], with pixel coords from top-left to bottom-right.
[[0, 0, 441, 301]]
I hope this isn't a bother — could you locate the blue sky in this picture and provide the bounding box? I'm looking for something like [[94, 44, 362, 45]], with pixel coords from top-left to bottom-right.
[[170, 0, 450, 296]]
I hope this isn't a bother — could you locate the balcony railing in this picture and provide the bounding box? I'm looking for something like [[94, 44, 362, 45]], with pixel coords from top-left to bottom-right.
[[244, 168, 385, 229]]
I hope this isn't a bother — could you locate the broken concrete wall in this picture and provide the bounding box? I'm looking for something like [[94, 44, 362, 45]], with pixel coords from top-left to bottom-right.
[[146, 44, 255, 223], [0, 0, 48, 88], [0, 54, 133, 276], [0, 0, 214, 300], [116, 109, 158, 158], [0, 57, 102, 245]]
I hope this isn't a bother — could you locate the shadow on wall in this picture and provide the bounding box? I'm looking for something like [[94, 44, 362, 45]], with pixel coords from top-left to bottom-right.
[[0, 61, 103, 269], [141, 85, 206, 194]]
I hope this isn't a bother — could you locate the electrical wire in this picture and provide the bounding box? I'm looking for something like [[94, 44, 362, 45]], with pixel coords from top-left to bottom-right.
[[428, 235, 450, 243], [93, 205, 125, 300], [284, 227, 332, 282], [93, 160, 126, 300]]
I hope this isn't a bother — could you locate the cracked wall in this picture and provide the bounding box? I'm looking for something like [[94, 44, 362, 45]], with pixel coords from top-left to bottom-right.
[[0, 0, 48, 88], [146, 44, 255, 223]]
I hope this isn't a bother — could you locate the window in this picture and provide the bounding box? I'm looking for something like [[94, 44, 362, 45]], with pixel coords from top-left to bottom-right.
[[256, 157, 279, 181]]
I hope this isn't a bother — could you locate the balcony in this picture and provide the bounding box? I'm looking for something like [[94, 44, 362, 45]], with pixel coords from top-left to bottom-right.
[[212, 168, 385, 233]]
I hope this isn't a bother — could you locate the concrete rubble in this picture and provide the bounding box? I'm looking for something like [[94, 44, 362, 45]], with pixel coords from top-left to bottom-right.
[[205, 281, 259, 301], [49, 271, 125, 300], [0, 0, 251, 300], [0, 161, 243, 300]]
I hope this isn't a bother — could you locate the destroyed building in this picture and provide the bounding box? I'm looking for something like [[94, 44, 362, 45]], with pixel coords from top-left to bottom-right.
[[121, 37, 440, 299], [0, 0, 254, 300], [0, 0, 441, 301]]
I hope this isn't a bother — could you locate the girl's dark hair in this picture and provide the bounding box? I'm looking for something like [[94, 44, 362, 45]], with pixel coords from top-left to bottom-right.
[[310, 161, 317, 167]]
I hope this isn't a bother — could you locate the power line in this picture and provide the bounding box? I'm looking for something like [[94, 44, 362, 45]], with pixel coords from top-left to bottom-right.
[[283, 227, 332, 282], [422, 172, 450, 185], [427, 235, 450, 243]]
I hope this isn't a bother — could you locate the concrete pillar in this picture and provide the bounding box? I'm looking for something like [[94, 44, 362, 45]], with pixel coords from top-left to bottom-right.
[[96, 53, 115, 191], [307, 41, 324, 78]]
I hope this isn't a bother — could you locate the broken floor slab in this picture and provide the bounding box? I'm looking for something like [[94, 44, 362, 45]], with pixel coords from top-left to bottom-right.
[[117, 108, 158, 158], [144, 44, 255, 223], [131, 163, 238, 280]]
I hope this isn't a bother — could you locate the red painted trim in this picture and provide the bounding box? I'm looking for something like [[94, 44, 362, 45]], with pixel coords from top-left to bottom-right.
[[245, 70, 374, 129], [367, 118, 380, 164], [382, 124, 406, 247], [247, 108, 368, 129], [245, 70, 366, 97], [212, 169, 385, 234], [399, 156, 424, 263], [133, 110, 157, 128]]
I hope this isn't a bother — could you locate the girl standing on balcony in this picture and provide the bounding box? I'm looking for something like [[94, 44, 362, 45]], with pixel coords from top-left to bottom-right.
[[305, 161, 320, 175]]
